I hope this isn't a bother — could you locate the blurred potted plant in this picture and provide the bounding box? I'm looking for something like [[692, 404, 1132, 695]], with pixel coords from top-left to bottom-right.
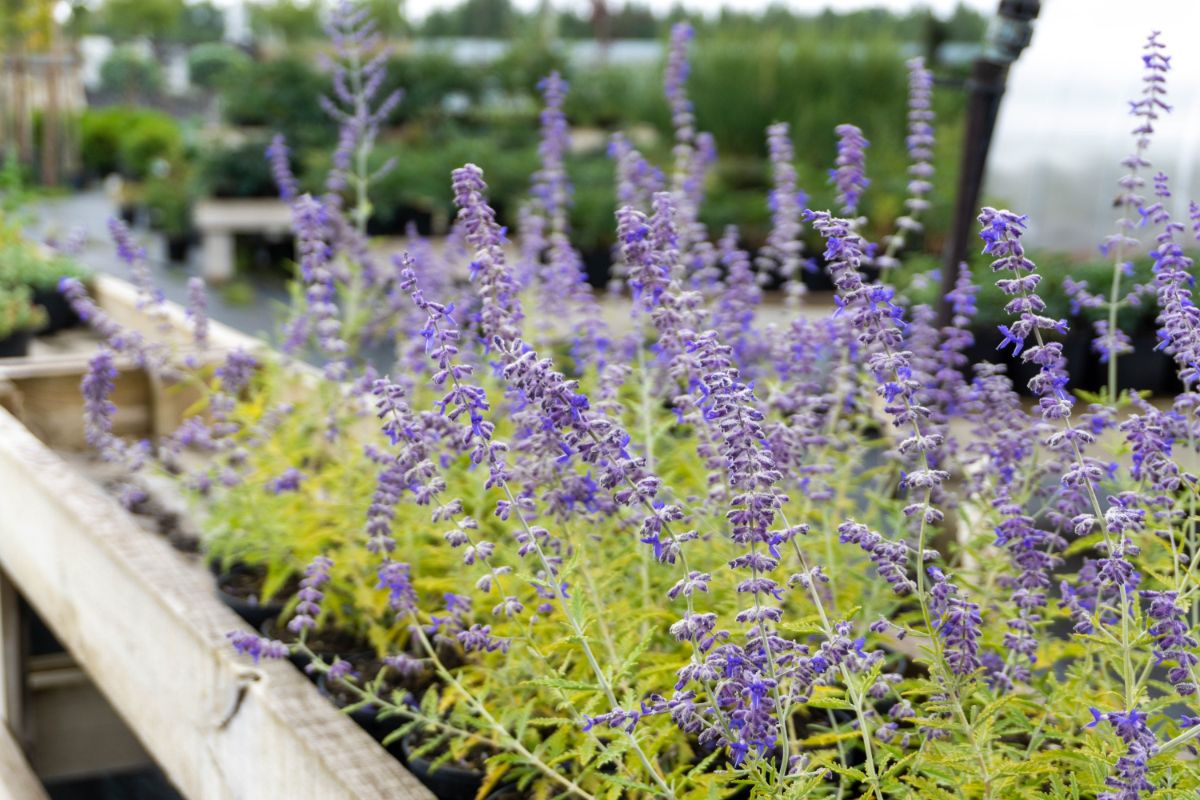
[[0, 285, 47, 357], [145, 163, 196, 264], [0, 241, 91, 333]]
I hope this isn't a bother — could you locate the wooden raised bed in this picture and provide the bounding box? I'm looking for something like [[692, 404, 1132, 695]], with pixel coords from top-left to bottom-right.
[[0, 275, 433, 799]]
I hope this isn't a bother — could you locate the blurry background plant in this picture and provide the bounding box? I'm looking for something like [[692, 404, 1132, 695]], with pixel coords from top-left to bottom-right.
[[0, 284, 48, 345], [7, 0, 986, 286]]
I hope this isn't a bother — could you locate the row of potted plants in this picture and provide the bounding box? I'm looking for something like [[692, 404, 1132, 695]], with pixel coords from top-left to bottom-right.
[[47, 7, 1200, 800], [0, 214, 92, 356]]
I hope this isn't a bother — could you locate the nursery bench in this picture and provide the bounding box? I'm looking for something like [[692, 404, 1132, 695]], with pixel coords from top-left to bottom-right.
[[194, 199, 294, 284], [0, 277, 433, 799]]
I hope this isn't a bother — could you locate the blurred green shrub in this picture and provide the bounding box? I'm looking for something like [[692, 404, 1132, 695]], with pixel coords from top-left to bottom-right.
[[80, 107, 182, 180], [219, 56, 336, 148], [188, 43, 250, 91], [99, 46, 163, 101], [144, 162, 196, 238], [197, 139, 279, 199]]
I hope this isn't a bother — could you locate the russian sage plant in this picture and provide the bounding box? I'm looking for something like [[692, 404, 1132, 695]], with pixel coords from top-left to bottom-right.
[[67, 13, 1200, 800]]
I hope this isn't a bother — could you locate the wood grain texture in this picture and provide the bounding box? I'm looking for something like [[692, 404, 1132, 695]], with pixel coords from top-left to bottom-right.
[[0, 407, 432, 799], [0, 724, 49, 800]]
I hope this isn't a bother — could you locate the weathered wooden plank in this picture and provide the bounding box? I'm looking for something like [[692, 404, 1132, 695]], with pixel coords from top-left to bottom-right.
[[0, 355, 152, 450], [91, 274, 263, 354], [0, 569, 28, 744], [0, 407, 432, 800], [0, 724, 49, 800]]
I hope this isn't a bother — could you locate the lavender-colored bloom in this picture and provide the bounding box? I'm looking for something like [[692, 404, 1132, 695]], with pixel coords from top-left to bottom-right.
[[664, 22, 696, 156], [1101, 31, 1171, 260], [927, 566, 982, 676], [82, 350, 118, 452], [108, 218, 160, 307], [215, 349, 259, 396], [1144, 174, 1200, 388], [1141, 590, 1198, 696], [265, 134, 298, 202], [61, 278, 165, 373], [320, 0, 403, 197], [807, 211, 935, 443], [979, 208, 1073, 417], [452, 165, 523, 345], [758, 123, 809, 301], [1089, 708, 1157, 800], [608, 132, 664, 213], [378, 560, 418, 617], [711, 226, 761, 365], [838, 521, 916, 595], [289, 555, 333, 633], [186, 277, 208, 352], [532, 71, 571, 226], [992, 503, 1065, 679], [227, 631, 288, 663], [81, 349, 149, 506], [267, 467, 303, 494], [879, 58, 935, 267], [830, 124, 870, 216], [289, 194, 348, 379]]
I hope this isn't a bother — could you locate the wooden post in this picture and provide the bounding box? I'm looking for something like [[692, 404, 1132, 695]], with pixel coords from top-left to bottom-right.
[[0, 407, 432, 799], [202, 230, 236, 284], [0, 569, 28, 747], [0, 724, 49, 800]]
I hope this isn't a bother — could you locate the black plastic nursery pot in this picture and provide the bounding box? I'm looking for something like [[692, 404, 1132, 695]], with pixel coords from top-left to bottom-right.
[[211, 561, 287, 630], [315, 672, 406, 757], [963, 327, 1091, 395], [963, 325, 1181, 397], [32, 285, 82, 334], [1117, 333, 1182, 396], [165, 235, 191, 264], [0, 330, 32, 359], [399, 733, 486, 800]]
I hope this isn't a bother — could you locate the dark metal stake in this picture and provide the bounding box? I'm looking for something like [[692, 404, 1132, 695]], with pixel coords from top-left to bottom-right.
[[939, 0, 1040, 327]]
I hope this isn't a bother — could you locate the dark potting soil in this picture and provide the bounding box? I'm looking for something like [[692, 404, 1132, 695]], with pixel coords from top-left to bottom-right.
[[404, 730, 496, 774], [214, 563, 300, 606], [104, 480, 201, 553], [262, 618, 376, 664]]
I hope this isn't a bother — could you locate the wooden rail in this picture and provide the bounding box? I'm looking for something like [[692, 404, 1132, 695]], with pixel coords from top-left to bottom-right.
[[0, 276, 432, 798], [0, 723, 49, 800], [0, 407, 432, 799]]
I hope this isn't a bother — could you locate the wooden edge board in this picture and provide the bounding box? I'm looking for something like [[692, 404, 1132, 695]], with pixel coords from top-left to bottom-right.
[[0, 724, 49, 800], [0, 407, 432, 800], [92, 274, 264, 355]]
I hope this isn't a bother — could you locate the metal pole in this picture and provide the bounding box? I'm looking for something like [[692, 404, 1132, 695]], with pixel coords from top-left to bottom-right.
[[939, 0, 1040, 327]]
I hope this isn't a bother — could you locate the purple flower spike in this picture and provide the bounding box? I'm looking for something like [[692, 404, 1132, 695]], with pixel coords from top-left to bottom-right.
[[266, 134, 298, 202], [452, 164, 523, 346], [228, 631, 288, 663], [927, 567, 982, 676], [186, 277, 208, 352], [830, 124, 870, 216], [879, 57, 936, 267], [759, 123, 808, 300], [1141, 590, 1199, 697], [533, 71, 571, 226], [1090, 708, 1157, 800], [82, 350, 118, 452], [267, 467, 303, 494], [289, 555, 333, 633]]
